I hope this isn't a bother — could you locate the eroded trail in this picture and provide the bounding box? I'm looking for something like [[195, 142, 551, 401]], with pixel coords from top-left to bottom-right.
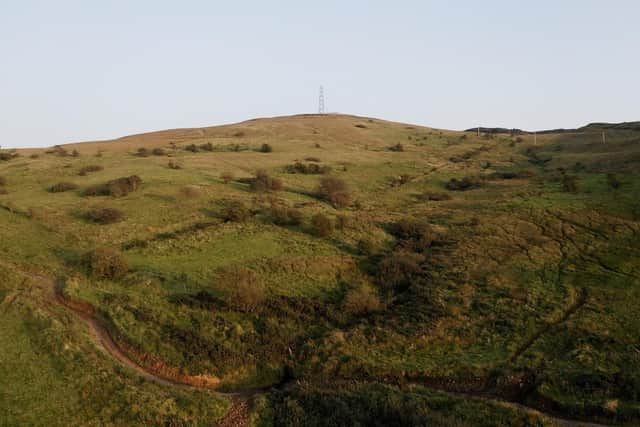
[[0, 261, 614, 427]]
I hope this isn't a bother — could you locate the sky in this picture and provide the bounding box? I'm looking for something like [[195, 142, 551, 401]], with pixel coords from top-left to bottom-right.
[[1, 1, 639, 148]]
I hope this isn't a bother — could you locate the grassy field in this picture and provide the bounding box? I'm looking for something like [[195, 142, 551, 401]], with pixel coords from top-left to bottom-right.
[[1, 114, 639, 425]]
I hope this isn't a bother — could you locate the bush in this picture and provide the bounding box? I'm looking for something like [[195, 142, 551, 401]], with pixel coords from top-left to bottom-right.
[[284, 162, 332, 175], [71, 149, 80, 157], [217, 266, 265, 312], [445, 176, 482, 191], [316, 177, 351, 208], [311, 213, 333, 237], [344, 284, 382, 316], [357, 239, 377, 256], [179, 185, 202, 198], [0, 151, 19, 161], [260, 143, 273, 153], [222, 201, 250, 222], [421, 192, 451, 201], [607, 173, 621, 190], [199, 142, 214, 152], [562, 174, 579, 193], [390, 218, 434, 252], [87, 207, 124, 224], [269, 206, 303, 226], [305, 157, 321, 162], [84, 176, 142, 197], [377, 250, 425, 291], [84, 248, 129, 279], [168, 160, 182, 170], [389, 143, 404, 152], [335, 214, 349, 230], [221, 171, 235, 184], [184, 144, 198, 153], [78, 165, 104, 176], [49, 182, 79, 193], [136, 147, 150, 157], [250, 170, 283, 192], [152, 148, 166, 156]]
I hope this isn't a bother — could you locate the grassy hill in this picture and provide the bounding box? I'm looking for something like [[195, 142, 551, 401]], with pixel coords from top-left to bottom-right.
[[1, 113, 639, 426]]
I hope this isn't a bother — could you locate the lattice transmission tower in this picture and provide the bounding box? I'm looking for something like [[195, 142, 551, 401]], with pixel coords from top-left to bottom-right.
[[318, 85, 326, 114]]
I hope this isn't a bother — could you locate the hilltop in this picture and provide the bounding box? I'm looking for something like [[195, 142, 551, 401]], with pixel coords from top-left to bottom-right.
[[1, 114, 639, 426]]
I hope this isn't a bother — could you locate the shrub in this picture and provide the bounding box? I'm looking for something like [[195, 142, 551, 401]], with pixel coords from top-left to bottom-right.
[[344, 284, 383, 316], [445, 176, 482, 191], [335, 214, 349, 230], [30, 154, 40, 159], [136, 147, 150, 157], [49, 182, 79, 193], [562, 174, 579, 193], [305, 157, 321, 162], [259, 143, 273, 153], [0, 151, 18, 161], [84, 248, 129, 279], [421, 192, 451, 202], [316, 177, 351, 208], [284, 162, 332, 175], [607, 173, 621, 190], [222, 201, 250, 222], [311, 213, 333, 237], [84, 176, 142, 197], [221, 171, 235, 184], [217, 266, 265, 312], [152, 148, 166, 156], [179, 185, 202, 198], [269, 206, 303, 226], [168, 160, 182, 170], [357, 239, 377, 256], [87, 207, 124, 224], [78, 165, 104, 176], [250, 170, 283, 192], [71, 149, 80, 157], [389, 143, 404, 152], [199, 142, 214, 152], [184, 144, 198, 153], [377, 250, 425, 291], [390, 218, 434, 252]]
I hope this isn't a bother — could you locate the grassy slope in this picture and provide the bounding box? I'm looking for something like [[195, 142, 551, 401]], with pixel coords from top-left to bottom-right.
[[1, 114, 639, 425]]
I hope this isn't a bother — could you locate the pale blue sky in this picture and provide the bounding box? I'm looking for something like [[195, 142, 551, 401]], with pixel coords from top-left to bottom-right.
[[1, 1, 638, 148]]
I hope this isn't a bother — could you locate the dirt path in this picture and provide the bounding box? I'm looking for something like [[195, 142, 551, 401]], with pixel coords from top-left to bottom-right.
[[0, 260, 615, 427]]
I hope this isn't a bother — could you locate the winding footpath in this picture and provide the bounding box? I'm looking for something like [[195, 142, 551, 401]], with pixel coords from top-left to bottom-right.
[[0, 260, 614, 427]]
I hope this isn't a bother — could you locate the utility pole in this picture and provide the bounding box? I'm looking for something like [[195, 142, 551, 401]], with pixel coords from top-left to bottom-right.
[[602, 131, 606, 144], [477, 127, 480, 137], [534, 131, 537, 146], [318, 86, 326, 114]]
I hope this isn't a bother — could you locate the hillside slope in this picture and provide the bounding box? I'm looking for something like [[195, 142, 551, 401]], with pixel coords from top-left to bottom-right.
[[1, 114, 639, 426]]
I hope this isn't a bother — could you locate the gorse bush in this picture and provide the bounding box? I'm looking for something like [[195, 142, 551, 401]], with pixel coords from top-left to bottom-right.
[[250, 170, 283, 192], [284, 162, 332, 175], [607, 173, 621, 190], [151, 148, 165, 156], [357, 239, 377, 256], [269, 206, 303, 226], [84, 248, 129, 279], [311, 213, 333, 237], [389, 143, 404, 152], [85, 176, 142, 197], [343, 283, 383, 316], [78, 165, 104, 176], [377, 250, 425, 292], [316, 177, 351, 208], [221, 171, 234, 183], [86, 207, 124, 224], [562, 174, 579, 193], [49, 182, 79, 193], [445, 176, 482, 191], [200, 142, 214, 152], [217, 266, 266, 312], [260, 143, 273, 153], [390, 218, 434, 252], [222, 201, 250, 222], [184, 144, 198, 153], [136, 147, 150, 157]]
